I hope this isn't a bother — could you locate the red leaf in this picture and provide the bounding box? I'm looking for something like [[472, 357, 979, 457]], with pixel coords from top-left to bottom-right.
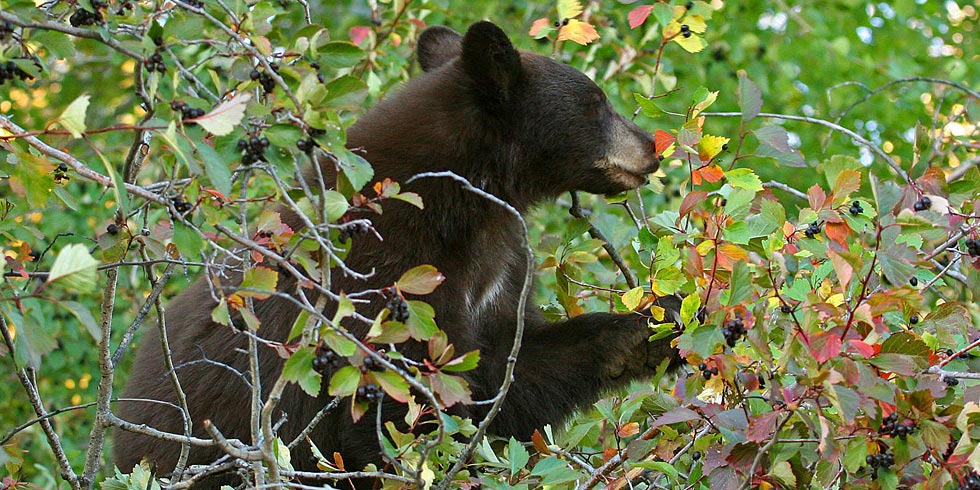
[[652, 406, 701, 427], [847, 340, 876, 359], [654, 129, 675, 155], [807, 184, 827, 211], [628, 5, 655, 29], [825, 221, 850, 246], [531, 429, 551, 455], [529, 17, 551, 37], [349, 26, 371, 45], [693, 164, 724, 186], [808, 331, 842, 364], [679, 190, 708, 217], [746, 411, 779, 443]]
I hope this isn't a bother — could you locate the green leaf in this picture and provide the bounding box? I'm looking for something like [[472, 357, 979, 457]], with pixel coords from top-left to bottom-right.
[[322, 328, 356, 357], [318, 41, 365, 69], [195, 138, 232, 197], [47, 243, 99, 291], [282, 346, 322, 397], [633, 93, 664, 117], [264, 124, 304, 148], [328, 365, 360, 397], [508, 438, 530, 475], [324, 75, 368, 109], [680, 293, 701, 326], [405, 300, 438, 340], [722, 261, 752, 306], [211, 298, 231, 326], [239, 266, 279, 299], [737, 70, 762, 122], [392, 191, 423, 209], [59, 300, 100, 342], [172, 222, 203, 258], [396, 265, 446, 295], [725, 168, 763, 192], [323, 190, 349, 223], [338, 149, 374, 192], [58, 94, 90, 139], [622, 286, 645, 311], [531, 457, 582, 485], [441, 349, 480, 372], [370, 369, 412, 403], [428, 371, 472, 407]]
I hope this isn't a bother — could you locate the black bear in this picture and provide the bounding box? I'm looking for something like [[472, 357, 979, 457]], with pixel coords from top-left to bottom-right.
[[115, 21, 680, 488]]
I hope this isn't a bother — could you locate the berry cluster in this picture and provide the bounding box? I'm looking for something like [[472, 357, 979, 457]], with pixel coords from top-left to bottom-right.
[[357, 383, 383, 403], [237, 135, 270, 165], [865, 450, 894, 469], [0, 60, 33, 85], [722, 313, 747, 348], [311, 344, 343, 374], [171, 101, 205, 120], [962, 470, 980, 490], [698, 362, 718, 380], [803, 221, 821, 239], [913, 196, 932, 211], [680, 24, 692, 37], [361, 354, 385, 373], [965, 238, 980, 257], [338, 221, 370, 244], [69, 2, 104, 27], [146, 51, 166, 73], [296, 138, 316, 154], [0, 21, 15, 41], [386, 293, 410, 323], [53, 162, 70, 184], [849, 200, 863, 216], [249, 64, 278, 94], [183, 0, 204, 8], [881, 412, 916, 440], [172, 196, 192, 214], [943, 376, 959, 386]]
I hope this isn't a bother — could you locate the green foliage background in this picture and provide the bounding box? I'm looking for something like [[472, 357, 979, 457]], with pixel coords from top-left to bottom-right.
[[1, 0, 978, 489]]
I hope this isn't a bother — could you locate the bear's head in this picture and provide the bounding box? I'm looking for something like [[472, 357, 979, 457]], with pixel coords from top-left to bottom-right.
[[416, 21, 661, 199]]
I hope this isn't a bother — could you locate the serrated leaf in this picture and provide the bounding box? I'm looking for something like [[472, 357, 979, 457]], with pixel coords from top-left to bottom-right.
[[737, 70, 762, 121], [239, 266, 279, 299], [622, 286, 645, 311], [698, 135, 729, 162], [629, 5, 654, 29], [680, 293, 701, 326], [557, 0, 584, 19], [406, 300, 438, 340], [396, 265, 445, 295], [47, 243, 98, 290], [509, 438, 530, 475], [338, 149, 374, 192], [369, 370, 411, 403], [283, 346, 322, 396], [328, 365, 360, 397], [726, 168, 763, 192], [211, 298, 231, 326], [318, 41, 364, 69], [58, 94, 90, 139], [693, 164, 724, 185], [190, 93, 250, 136], [529, 18, 555, 38], [429, 371, 472, 407], [441, 349, 480, 372], [634, 93, 664, 117], [392, 191, 423, 209], [558, 19, 599, 45], [323, 190, 349, 222], [832, 169, 862, 199]]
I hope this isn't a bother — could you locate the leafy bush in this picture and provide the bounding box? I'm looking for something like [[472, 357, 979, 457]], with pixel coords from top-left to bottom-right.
[[1, 1, 978, 489]]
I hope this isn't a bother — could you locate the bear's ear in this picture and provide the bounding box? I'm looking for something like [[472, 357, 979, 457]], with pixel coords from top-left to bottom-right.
[[461, 21, 521, 106], [417, 26, 462, 72]]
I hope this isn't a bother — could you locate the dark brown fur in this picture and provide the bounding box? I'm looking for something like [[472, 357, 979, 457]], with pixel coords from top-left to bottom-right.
[[115, 21, 679, 488]]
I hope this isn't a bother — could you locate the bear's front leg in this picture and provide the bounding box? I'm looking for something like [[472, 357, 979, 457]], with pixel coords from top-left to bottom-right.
[[480, 296, 684, 439]]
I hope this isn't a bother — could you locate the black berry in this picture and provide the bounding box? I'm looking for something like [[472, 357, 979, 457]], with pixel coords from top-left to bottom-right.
[[913, 196, 931, 212], [849, 201, 863, 216], [385, 294, 410, 322], [803, 221, 820, 239], [356, 383, 384, 403], [691, 450, 701, 460], [909, 314, 919, 325], [944, 376, 959, 386], [780, 304, 793, 314], [107, 224, 119, 235], [909, 277, 918, 287]]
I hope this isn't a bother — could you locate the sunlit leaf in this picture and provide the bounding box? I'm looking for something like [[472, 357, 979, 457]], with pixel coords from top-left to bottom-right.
[[697, 134, 729, 162], [47, 243, 98, 291], [692, 164, 724, 185], [396, 265, 446, 295], [556, 0, 584, 19], [628, 5, 654, 29], [189, 93, 251, 136], [58, 94, 90, 139], [557, 19, 599, 45], [239, 266, 279, 299], [529, 18, 554, 38]]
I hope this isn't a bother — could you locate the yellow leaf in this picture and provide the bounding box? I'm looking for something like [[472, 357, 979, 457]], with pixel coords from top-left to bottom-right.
[[557, 0, 584, 19], [674, 33, 707, 53], [622, 286, 645, 311], [58, 94, 90, 139], [698, 135, 730, 162], [696, 239, 715, 256], [684, 15, 708, 33], [558, 19, 599, 45]]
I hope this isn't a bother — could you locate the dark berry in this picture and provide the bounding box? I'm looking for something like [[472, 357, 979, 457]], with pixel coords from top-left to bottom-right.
[[296, 138, 314, 153], [691, 450, 701, 460], [57, 163, 68, 173], [686, 1, 694, 9], [849, 201, 864, 216], [385, 295, 410, 322], [561, 18, 570, 26], [910, 277, 918, 287], [780, 305, 793, 314], [362, 354, 384, 372], [249, 69, 261, 80], [944, 376, 959, 386], [107, 224, 119, 235], [356, 383, 383, 403], [913, 196, 931, 212], [909, 314, 919, 325]]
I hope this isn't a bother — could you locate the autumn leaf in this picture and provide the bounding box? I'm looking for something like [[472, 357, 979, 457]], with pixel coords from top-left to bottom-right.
[[396, 264, 446, 295], [557, 19, 599, 45], [529, 18, 553, 38], [189, 93, 251, 136], [654, 129, 676, 155], [698, 134, 730, 162], [628, 5, 654, 29], [557, 0, 583, 19], [692, 164, 724, 185], [57, 94, 90, 139], [349, 26, 371, 45]]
